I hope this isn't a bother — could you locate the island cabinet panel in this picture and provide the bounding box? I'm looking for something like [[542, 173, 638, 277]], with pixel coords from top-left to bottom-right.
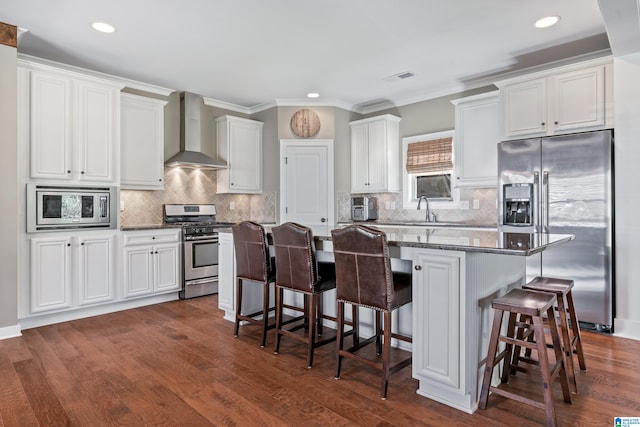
[[412, 251, 461, 389]]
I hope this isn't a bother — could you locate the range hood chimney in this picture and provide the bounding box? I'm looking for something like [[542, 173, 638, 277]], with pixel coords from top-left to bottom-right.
[[165, 91, 227, 169]]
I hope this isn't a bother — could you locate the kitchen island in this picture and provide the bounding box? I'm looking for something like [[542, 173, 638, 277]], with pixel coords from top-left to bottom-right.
[[217, 225, 573, 413]]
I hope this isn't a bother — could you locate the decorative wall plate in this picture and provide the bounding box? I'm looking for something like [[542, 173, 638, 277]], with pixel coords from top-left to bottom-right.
[[290, 109, 321, 138]]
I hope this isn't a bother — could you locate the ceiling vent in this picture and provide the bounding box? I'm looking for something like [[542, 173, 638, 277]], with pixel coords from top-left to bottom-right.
[[383, 71, 415, 82]]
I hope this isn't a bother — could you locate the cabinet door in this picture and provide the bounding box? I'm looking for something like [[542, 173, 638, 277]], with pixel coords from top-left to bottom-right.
[[30, 71, 73, 180], [77, 235, 115, 305], [350, 123, 370, 192], [218, 232, 236, 319], [550, 66, 605, 134], [30, 236, 72, 313], [412, 250, 460, 389], [228, 120, 262, 192], [454, 93, 500, 187], [76, 80, 117, 182], [123, 245, 154, 298], [501, 78, 547, 139], [366, 120, 390, 192], [154, 244, 181, 293], [121, 94, 166, 189]]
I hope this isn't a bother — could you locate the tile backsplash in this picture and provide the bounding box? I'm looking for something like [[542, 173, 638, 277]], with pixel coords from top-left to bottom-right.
[[120, 167, 277, 226], [338, 187, 497, 225], [121, 167, 496, 227]]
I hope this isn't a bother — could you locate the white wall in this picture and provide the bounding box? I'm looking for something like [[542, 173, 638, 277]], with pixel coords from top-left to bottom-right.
[[0, 41, 20, 337], [613, 53, 640, 339]]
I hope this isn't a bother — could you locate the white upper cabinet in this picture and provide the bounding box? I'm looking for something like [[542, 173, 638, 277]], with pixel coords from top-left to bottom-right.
[[497, 57, 613, 140], [350, 114, 401, 193], [121, 93, 167, 189], [216, 115, 263, 194], [29, 67, 122, 183], [452, 91, 500, 188]]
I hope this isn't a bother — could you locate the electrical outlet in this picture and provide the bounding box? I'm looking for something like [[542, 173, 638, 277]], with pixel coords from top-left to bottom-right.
[[473, 200, 480, 209], [460, 200, 469, 210], [385, 202, 391, 209], [390, 201, 396, 209], [120, 200, 124, 211], [229, 202, 235, 211]]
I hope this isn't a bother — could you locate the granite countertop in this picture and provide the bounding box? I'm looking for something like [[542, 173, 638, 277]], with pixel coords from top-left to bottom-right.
[[219, 224, 574, 256], [338, 220, 497, 229]]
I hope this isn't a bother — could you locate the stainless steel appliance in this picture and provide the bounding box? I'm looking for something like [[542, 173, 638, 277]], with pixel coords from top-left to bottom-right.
[[351, 196, 378, 221], [26, 184, 117, 232], [498, 129, 614, 332], [164, 204, 233, 299]]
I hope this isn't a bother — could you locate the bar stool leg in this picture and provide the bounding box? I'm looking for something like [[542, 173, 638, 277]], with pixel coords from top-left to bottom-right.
[[307, 294, 317, 368], [234, 278, 243, 337], [556, 293, 577, 393], [532, 314, 559, 427], [566, 291, 587, 371], [545, 307, 572, 404], [500, 312, 518, 384], [381, 311, 392, 400], [274, 287, 284, 354], [260, 281, 270, 348], [479, 308, 505, 409], [335, 301, 345, 379]]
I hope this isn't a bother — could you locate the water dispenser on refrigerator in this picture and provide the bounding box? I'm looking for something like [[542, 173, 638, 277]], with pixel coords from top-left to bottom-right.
[[502, 183, 533, 226]]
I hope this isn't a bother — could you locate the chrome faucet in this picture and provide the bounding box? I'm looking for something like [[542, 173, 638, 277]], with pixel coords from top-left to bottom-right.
[[417, 196, 436, 222]]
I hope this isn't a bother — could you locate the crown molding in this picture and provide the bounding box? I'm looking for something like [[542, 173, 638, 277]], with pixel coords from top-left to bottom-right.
[[17, 53, 174, 96]]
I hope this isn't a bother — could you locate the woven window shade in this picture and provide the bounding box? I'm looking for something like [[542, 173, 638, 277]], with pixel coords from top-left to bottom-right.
[[406, 137, 453, 174]]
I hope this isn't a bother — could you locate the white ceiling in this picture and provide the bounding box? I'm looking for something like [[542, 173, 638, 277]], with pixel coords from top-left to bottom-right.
[[1, 1, 615, 113]]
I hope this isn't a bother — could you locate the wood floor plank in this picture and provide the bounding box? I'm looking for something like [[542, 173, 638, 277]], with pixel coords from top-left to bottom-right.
[[1, 296, 639, 426]]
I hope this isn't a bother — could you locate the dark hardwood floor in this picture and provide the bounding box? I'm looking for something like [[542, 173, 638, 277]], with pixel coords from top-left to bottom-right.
[[0, 295, 638, 426]]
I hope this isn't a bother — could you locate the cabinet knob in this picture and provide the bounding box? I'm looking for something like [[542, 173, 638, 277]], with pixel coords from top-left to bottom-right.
[[321, 218, 326, 223], [155, 251, 158, 254], [81, 242, 85, 246], [152, 236, 156, 239], [67, 170, 71, 174], [554, 121, 558, 125], [541, 122, 545, 126], [150, 251, 153, 254], [67, 243, 71, 247], [81, 171, 85, 174], [158, 179, 162, 182], [414, 265, 422, 271]]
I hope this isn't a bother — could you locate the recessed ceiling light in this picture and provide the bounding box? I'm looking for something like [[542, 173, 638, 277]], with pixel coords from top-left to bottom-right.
[[307, 92, 319, 98], [91, 22, 115, 33], [535, 16, 560, 29]]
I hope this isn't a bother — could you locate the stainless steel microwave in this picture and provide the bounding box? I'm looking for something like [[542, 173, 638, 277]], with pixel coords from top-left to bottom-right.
[[26, 184, 117, 232]]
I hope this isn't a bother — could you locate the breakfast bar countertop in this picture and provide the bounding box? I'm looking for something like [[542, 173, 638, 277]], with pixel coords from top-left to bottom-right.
[[218, 224, 574, 257]]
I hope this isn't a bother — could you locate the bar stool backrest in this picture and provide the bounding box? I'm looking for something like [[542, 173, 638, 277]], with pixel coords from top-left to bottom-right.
[[272, 222, 318, 292], [232, 221, 271, 282], [331, 225, 393, 310]]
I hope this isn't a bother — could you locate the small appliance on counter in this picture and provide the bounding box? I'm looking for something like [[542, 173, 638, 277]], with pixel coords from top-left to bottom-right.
[[351, 196, 378, 221]]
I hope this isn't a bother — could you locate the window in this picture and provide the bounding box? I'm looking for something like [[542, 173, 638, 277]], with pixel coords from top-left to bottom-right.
[[402, 130, 460, 209]]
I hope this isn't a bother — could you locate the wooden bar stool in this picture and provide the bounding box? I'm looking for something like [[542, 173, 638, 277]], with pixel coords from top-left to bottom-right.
[[523, 276, 587, 393], [479, 289, 572, 427], [331, 225, 412, 400], [271, 222, 337, 368], [232, 221, 276, 348]]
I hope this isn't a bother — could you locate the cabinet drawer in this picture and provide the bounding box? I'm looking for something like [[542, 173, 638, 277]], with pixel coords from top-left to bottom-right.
[[123, 229, 181, 246]]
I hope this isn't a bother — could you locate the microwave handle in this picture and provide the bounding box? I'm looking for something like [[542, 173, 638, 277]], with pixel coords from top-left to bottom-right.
[[99, 196, 109, 219]]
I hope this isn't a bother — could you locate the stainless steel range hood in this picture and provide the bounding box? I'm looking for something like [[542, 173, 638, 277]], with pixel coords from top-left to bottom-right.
[[165, 92, 227, 169]]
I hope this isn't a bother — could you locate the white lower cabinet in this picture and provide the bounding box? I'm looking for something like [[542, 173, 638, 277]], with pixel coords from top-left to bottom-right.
[[123, 229, 181, 298], [217, 231, 236, 320], [30, 233, 116, 314]]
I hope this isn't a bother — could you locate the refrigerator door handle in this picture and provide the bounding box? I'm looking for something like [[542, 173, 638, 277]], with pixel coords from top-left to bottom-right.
[[533, 171, 540, 232], [542, 171, 549, 233]]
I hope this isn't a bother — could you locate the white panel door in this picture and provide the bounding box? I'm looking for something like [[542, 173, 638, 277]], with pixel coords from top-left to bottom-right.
[[280, 140, 334, 236], [77, 234, 115, 305]]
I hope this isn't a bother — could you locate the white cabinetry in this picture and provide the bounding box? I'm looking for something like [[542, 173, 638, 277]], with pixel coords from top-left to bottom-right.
[[451, 92, 500, 188], [123, 229, 181, 298], [121, 93, 167, 189], [497, 58, 612, 140], [218, 230, 236, 321], [350, 115, 401, 193], [28, 67, 122, 183], [30, 233, 116, 314], [216, 115, 263, 194]]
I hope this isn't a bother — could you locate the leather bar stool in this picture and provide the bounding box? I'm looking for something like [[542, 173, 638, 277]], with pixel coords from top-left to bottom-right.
[[331, 225, 412, 400], [522, 276, 587, 393], [479, 288, 572, 427], [231, 221, 276, 348], [271, 222, 337, 368]]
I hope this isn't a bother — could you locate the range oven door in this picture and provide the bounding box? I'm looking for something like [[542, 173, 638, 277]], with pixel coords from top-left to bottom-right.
[[182, 234, 219, 299]]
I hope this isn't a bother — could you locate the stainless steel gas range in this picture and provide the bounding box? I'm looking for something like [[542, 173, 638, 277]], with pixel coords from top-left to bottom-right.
[[163, 204, 234, 299]]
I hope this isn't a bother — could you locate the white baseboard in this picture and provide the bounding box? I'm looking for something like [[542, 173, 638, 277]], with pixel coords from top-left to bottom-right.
[[613, 317, 640, 341], [0, 323, 22, 340]]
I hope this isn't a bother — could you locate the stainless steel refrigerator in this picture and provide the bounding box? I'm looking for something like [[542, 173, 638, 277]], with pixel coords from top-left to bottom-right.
[[498, 129, 614, 332]]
